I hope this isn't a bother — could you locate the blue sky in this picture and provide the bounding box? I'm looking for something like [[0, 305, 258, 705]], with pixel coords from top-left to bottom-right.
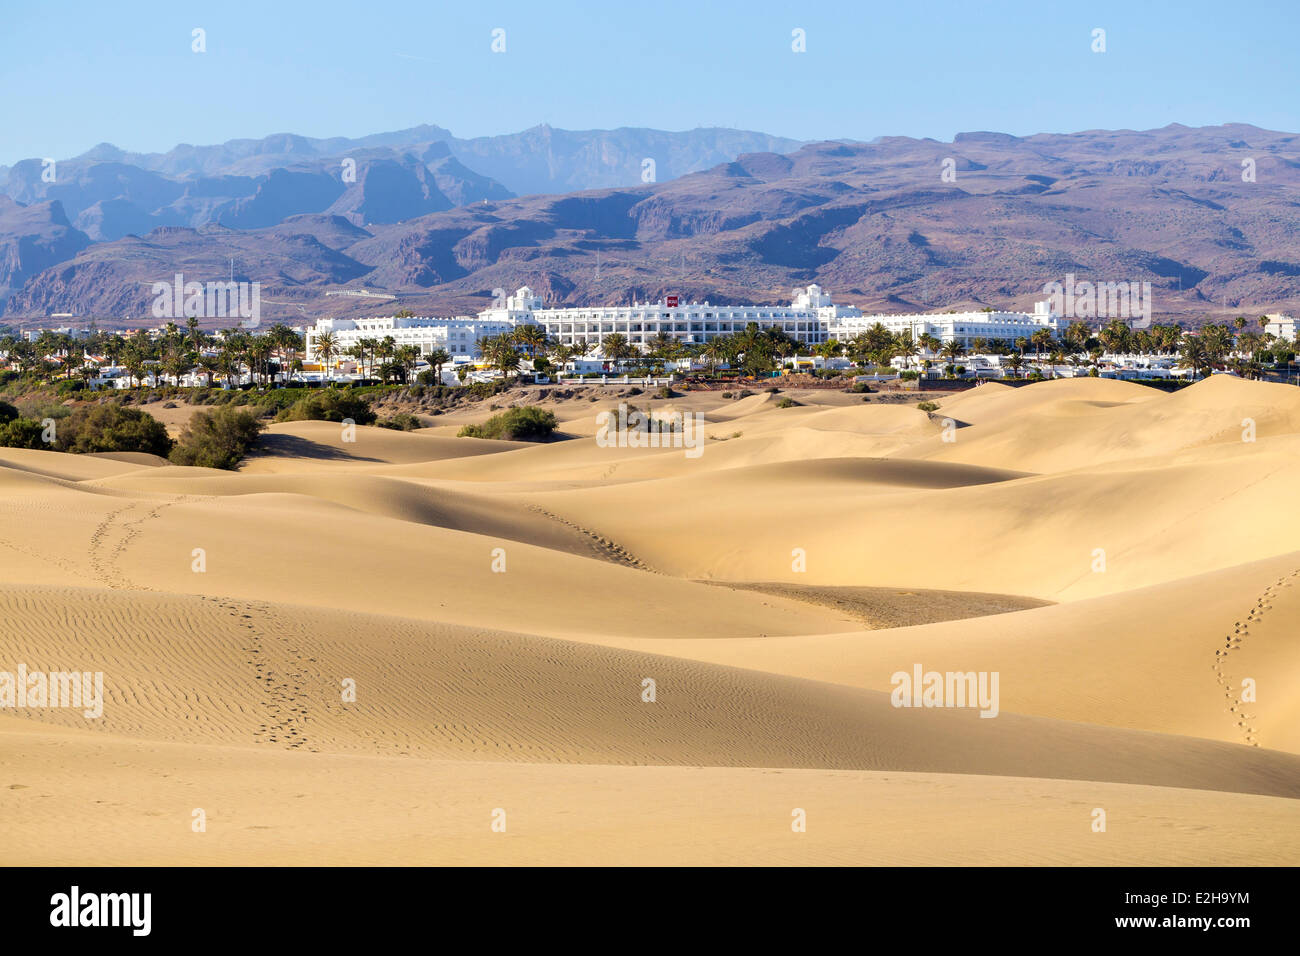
[[2, 0, 1297, 165]]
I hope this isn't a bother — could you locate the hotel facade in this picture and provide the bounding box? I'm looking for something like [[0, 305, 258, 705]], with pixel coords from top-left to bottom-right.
[[304, 285, 1062, 362]]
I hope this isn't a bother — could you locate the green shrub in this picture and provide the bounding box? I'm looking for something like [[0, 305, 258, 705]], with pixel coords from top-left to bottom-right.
[[917, 401, 939, 412], [0, 400, 18, 425], [776, 397, 799, 408], [377, 412, 423, 431], [458, 406, 558, 441], [52, 405, 173, 457], [900, 370, 920, 381], [720, 391, 733, 399], [169, 406, 265, 469], [846, 382, 872, 393], [0, 417, 47, 449], [654, 385, 675, 399], [275, 390, 376, 425]]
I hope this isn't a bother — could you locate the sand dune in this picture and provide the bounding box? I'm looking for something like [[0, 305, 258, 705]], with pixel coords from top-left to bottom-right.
[[2, 376, 1299, 865], [241, 420, 521, 472], [909, 375, 1300, 472], [2, 584, 1297, 799], [7, 720, 1299, 865]]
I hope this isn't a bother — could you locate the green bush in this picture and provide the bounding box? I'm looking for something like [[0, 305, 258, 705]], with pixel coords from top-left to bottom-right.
[[459, 406, 558, 441], [0, 417, 47, 449], [51, 404, 173, 457], [899, 370, 920, 381], [776, 397, 799, 408], [917, 401, 940, 412], [170, 406, 265, 469], [846, 382, 872, 393], [0, 400, 18, 425], [377, 412, 423, 431], [274, 390, 376, 425]]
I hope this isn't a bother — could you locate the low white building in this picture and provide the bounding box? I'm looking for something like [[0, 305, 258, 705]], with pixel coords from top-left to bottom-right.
[[304, 315, 514, 364], [835, 301, 1060, 347]]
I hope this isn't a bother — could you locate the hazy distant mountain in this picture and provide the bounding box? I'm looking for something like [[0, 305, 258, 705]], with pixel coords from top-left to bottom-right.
[[0, 197, 91, 308], [0, 124, 803, 237], [7, 222, 369, 320], [6, 123, 1300, 323], [443, 124, 808, 195]]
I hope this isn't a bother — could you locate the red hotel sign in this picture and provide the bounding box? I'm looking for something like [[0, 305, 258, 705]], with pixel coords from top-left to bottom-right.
[[666, 295, 679, 307]]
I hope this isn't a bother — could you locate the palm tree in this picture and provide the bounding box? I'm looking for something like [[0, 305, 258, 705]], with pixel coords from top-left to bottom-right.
[[701, 336, 735, 374], [122, 347, 146, 389], [479, 333, 522, 379], [1177, 336, 1210, 382], [345, 344, 366, 379], [247, 335, 274, 388], [1005, 353, 1025, 379], [425, 347, 451, 384], [357, 337, 380, 379], [812, 340, 841, 368], [600, 333, 635, 369], [1064, 320, 1091, 353], [314, 331, 338, 385], [395, 344, 421, 384], [1031, 328, 1054, 369], [197, 354, 221, 388], [1099, 319, 1129, 357], [163, 344, 193, 386], [647, 332, 676, 363], [513, 324, 548, 361], [1200, 324, 1233, 366], [268, 324, 301, 386], [940, 339, 966, 375]]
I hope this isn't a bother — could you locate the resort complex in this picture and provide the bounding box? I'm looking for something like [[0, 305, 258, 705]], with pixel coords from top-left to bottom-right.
[[304, 285, 1065, 362]]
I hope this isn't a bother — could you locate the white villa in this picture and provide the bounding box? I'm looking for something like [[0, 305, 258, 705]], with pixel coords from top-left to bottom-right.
[[303, 285, 1063, 363]]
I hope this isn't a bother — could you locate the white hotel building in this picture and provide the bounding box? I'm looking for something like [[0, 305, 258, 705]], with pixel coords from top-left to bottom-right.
[[304, 285, 1061, 361]]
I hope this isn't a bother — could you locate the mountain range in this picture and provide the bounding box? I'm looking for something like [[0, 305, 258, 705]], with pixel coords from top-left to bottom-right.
[[2, 122, 1297, 325]]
